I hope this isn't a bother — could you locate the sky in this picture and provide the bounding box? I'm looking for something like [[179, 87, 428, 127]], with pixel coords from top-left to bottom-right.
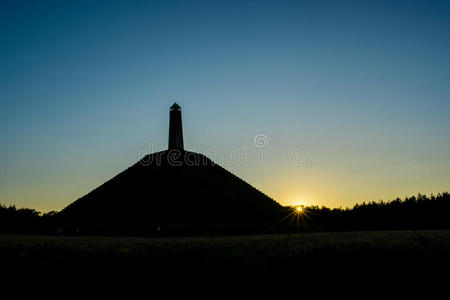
[[1, 0, 449, 212]]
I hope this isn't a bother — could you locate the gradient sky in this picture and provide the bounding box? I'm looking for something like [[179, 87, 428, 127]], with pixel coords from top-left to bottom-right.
[[1, 0, 449, 212]]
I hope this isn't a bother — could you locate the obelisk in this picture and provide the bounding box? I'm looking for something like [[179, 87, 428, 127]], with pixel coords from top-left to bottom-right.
[[168, 103, 184, 150]]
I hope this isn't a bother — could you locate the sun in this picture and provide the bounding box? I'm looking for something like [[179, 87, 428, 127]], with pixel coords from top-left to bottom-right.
[[296, 206, 303, 212]]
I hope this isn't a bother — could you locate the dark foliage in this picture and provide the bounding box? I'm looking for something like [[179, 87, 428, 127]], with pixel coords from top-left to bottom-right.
[[278, 192, 450, 232], [0, 204, 57, 234]]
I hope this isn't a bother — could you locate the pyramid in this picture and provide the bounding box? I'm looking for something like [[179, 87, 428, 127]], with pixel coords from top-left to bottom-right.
[[60, 104, 281, 227]]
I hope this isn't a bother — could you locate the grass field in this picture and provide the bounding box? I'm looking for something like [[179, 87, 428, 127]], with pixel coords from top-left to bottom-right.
[[2, 230, 450, 284]]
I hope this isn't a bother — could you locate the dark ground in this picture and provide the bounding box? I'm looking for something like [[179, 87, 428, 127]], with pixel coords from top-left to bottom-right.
[[2, 229, 450, 287]]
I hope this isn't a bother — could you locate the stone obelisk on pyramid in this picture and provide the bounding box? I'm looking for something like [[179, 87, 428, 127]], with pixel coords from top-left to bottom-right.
[[168, 103, 184, 150], [60, 103, 281, 231]]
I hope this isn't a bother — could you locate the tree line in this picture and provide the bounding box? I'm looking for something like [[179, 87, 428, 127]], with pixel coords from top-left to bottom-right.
[[280, 192, 450, 232], [1, 192, 449, 235]]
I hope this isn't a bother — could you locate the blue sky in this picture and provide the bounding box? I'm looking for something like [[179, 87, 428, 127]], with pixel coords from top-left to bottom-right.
[[1, 0, 449, 211]]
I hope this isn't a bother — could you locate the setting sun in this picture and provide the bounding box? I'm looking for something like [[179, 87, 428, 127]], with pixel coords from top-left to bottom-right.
[[296, 206, 303, 212]]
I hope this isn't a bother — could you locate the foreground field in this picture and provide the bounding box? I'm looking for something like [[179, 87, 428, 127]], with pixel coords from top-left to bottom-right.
[[2, 230, 450, 283]]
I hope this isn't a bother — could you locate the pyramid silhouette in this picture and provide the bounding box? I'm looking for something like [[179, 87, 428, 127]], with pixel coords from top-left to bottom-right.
[[60, 104, 281, 229], [61, 150, 281, 225]]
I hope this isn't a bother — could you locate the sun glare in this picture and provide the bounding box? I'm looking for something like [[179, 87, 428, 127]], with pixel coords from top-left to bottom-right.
[[296, 206, 302, 212]]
